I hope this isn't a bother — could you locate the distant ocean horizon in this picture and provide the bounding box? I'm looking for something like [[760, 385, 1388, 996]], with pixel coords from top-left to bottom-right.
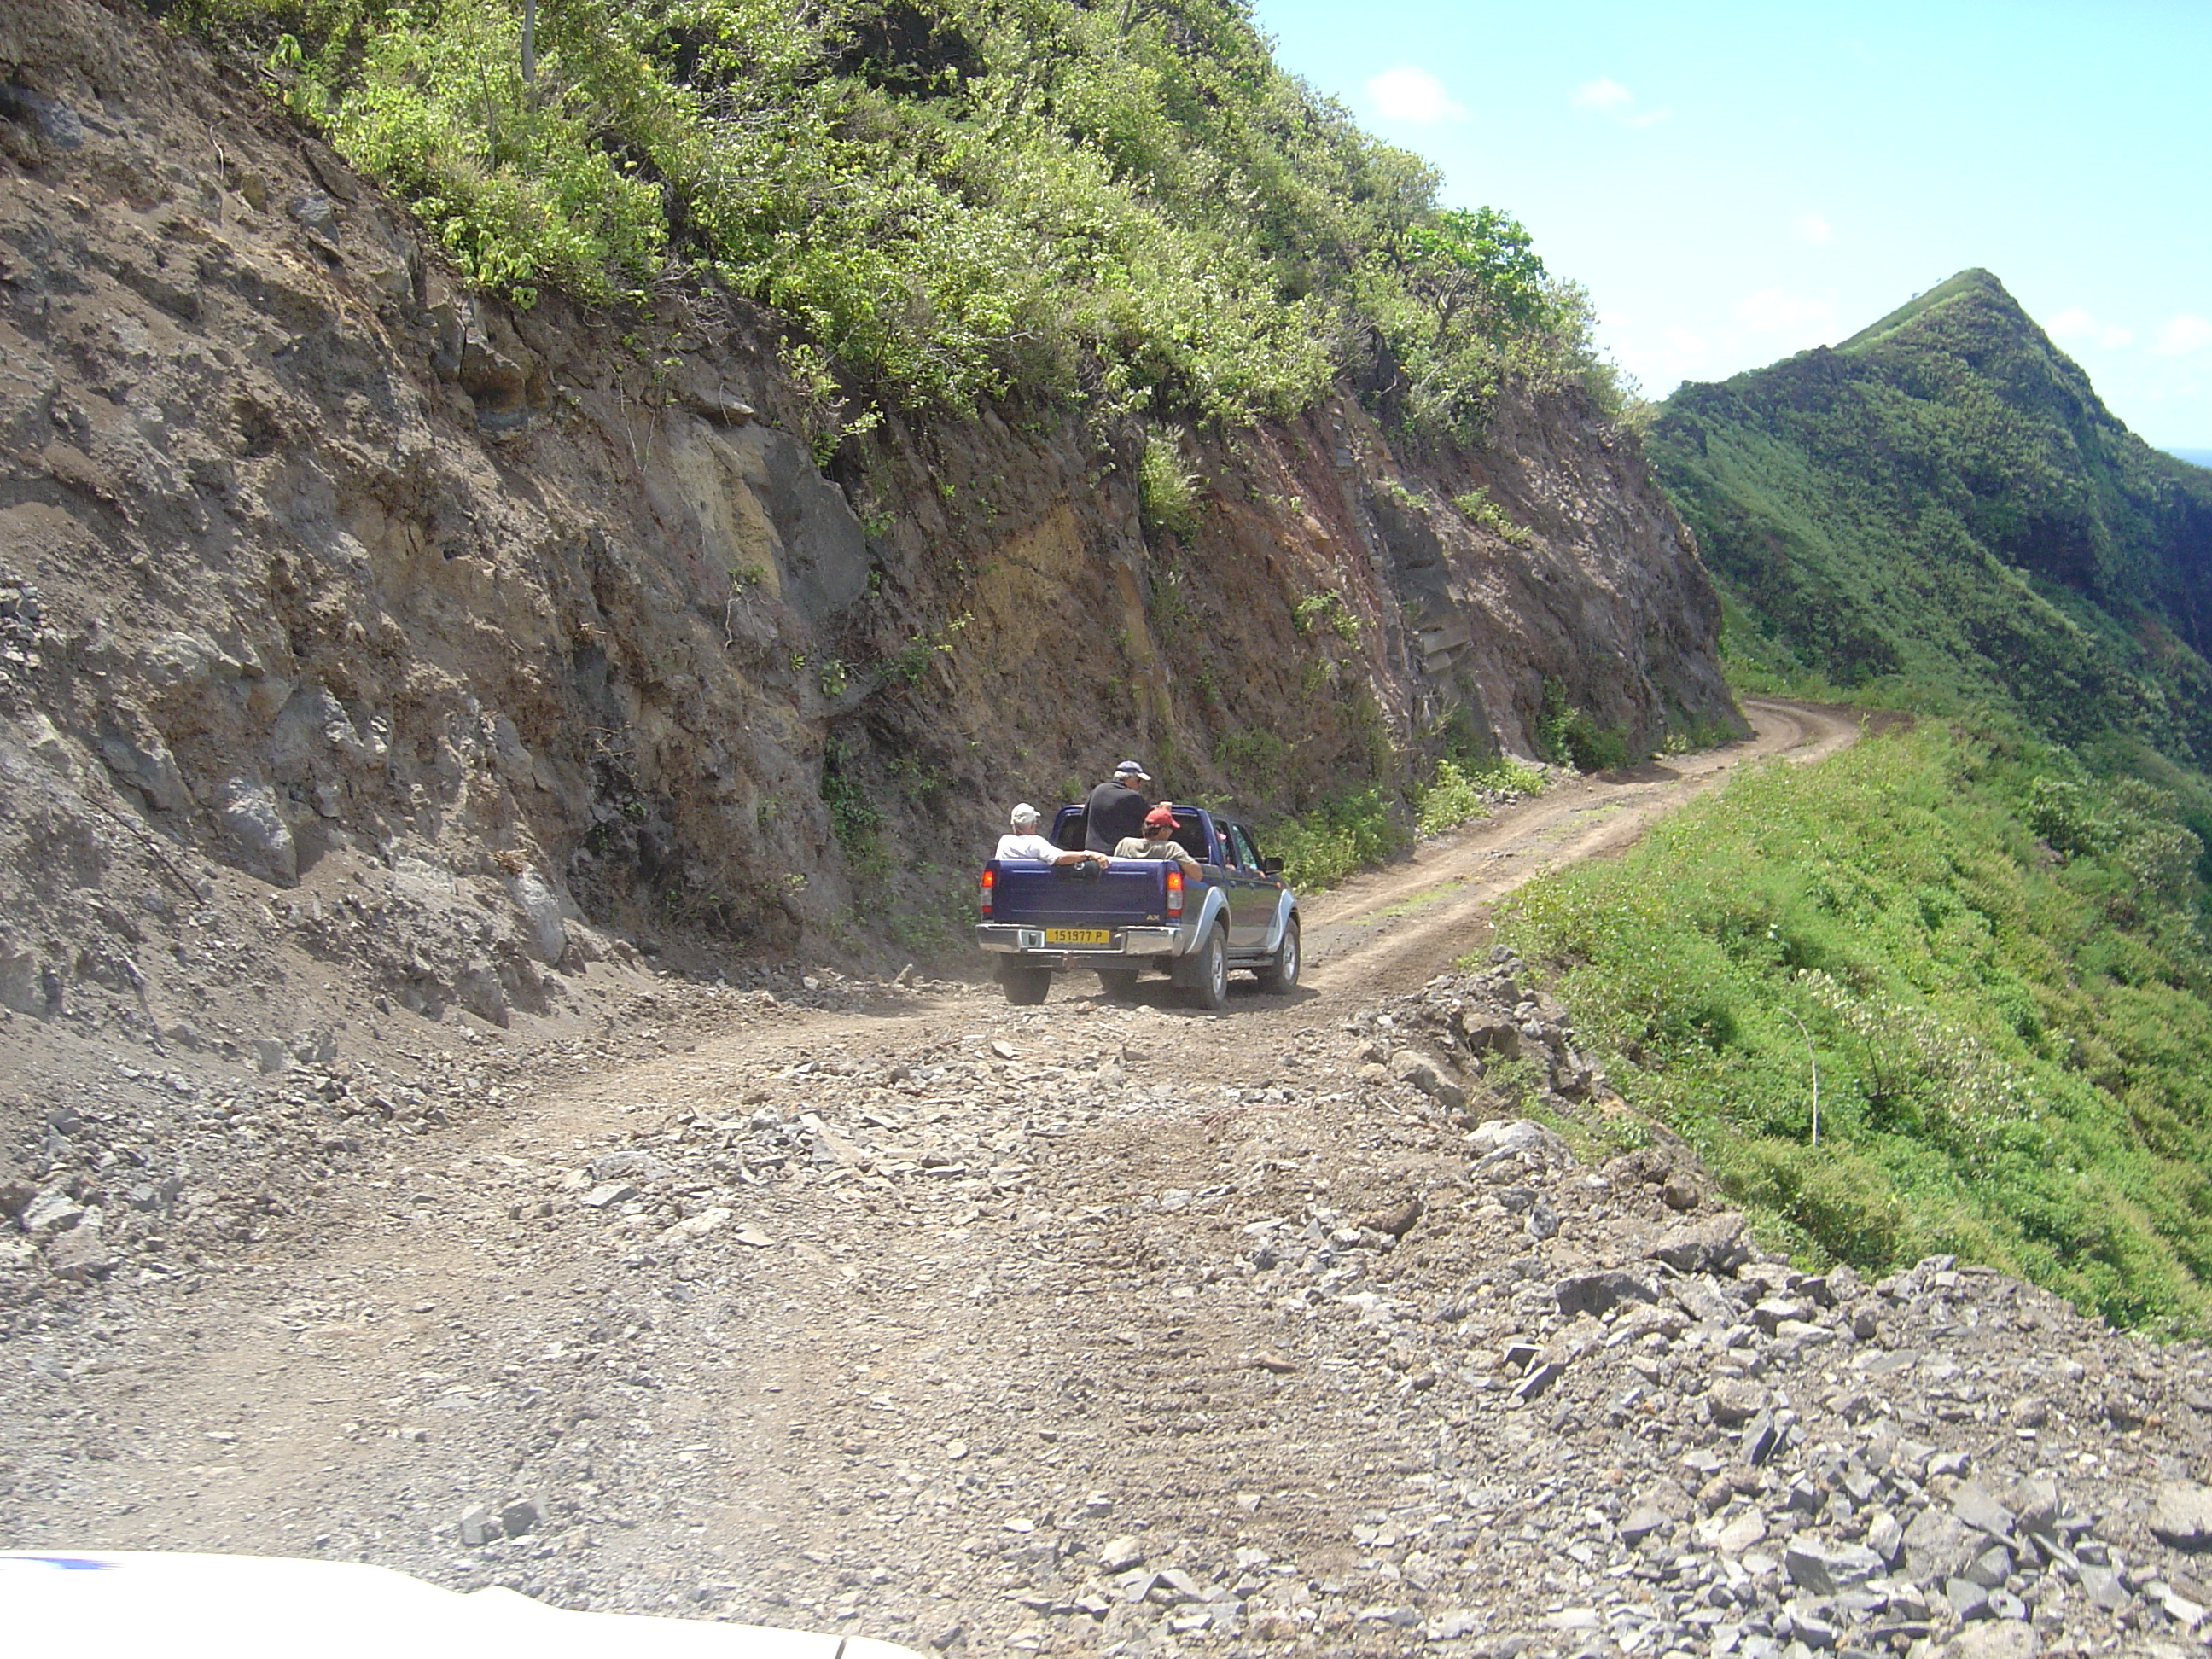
[[2168, 447, 2212, 469]]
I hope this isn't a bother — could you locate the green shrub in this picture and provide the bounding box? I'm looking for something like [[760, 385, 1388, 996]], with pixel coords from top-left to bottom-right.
[[819, 734, 887, 878], [1266, 787, 1406, 891], [1291, 590, 1361, 642], [1451, 486, 1532, 546], [176, 0, 1610, 430], [1137, 431, 1202, 542], [1413, 754, 1545, 835], [1535, 678, 1629, 772], [1415, 759, 1485, 836]]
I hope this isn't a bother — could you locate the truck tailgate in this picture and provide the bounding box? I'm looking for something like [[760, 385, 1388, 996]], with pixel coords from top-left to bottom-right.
[[991, 862, 1168, 925]]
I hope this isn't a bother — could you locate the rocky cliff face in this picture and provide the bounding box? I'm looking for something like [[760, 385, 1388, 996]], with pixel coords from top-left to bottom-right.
[[0, 0, 1734, 1116]]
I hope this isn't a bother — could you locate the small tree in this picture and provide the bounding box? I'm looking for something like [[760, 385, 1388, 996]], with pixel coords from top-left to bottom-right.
[[1400, 206, 1552, 340]]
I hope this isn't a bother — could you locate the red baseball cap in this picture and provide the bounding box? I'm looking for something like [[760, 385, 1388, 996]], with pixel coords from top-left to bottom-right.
[[1144, 806, 1178, 830]]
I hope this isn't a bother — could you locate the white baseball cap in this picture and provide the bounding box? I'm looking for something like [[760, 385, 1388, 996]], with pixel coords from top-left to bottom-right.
[[1010, 802, 1042, 828]]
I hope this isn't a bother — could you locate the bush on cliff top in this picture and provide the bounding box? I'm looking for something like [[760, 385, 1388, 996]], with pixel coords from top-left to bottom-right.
[[168, 0, 1615, 429]]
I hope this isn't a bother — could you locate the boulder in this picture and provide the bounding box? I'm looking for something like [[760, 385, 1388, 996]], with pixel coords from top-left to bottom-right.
[[509, 867, 568, 964], [45, 1221, 111, 1283], [1554, 1268, 1659, 1320], [1778, 1548, 1884, 1601], [1387, 1048, 1466, 1110], [1649, 1210, 1749, 1275], [1950, 1481, 2017, 1540], [19, 1185, 86, 1234], [1466, 1120, 1573, 1167], [1703, 1377, 1769, 1429], [2152, 1481, 2212, 1550], [1903, 1506, 1975, 1583], [212, 774, 297, 885], [99, 725, 190, 812]]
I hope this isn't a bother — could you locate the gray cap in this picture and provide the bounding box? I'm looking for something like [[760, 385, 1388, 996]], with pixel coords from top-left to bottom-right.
[[1114, 760, 1151, 782]]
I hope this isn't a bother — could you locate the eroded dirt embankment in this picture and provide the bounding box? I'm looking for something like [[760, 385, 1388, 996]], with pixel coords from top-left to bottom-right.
[[0, 0, 1739, 1245], [25, 705, 2212, 1659]]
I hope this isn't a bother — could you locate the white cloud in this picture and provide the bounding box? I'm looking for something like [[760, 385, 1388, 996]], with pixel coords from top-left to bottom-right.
[[1733, 287, 1837, 338], [1572, 76, 1670, 129], [1654, 325, 1713, 377], [1365, 65, 1465, 125], [2153, 313, 2212, 357], [2046, 307, 2133, 351], [1573, 76, 1633, 112], [1790, 211, 1833, 246]]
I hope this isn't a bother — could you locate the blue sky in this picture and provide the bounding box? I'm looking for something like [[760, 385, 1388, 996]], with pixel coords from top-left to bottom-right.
[[1250, 0, 2211, 451]]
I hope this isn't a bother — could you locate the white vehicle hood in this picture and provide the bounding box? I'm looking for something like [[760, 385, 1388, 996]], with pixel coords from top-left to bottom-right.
[[0, 1551, 923, 1659]]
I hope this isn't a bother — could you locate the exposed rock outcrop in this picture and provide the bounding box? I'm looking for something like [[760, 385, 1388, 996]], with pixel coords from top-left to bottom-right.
[[0, 0, 1737, 1155]]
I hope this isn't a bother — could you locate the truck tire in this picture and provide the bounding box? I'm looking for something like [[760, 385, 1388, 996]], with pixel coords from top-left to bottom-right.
[[1096, 966, 1142, 999], [1257, 916, 1301, 993], [999, 963, 1052, 1005], [1178, 924, 1229, 1011]]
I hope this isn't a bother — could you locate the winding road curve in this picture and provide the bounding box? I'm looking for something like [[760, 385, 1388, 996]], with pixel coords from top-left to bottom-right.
[[1297, 697, 1862, 1000]]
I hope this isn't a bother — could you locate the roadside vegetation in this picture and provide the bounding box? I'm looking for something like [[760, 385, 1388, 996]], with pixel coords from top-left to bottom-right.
[[1266, 752, 1546, 892], [172, 0, 1619, 436], [1498, 723, 2212, 1333]]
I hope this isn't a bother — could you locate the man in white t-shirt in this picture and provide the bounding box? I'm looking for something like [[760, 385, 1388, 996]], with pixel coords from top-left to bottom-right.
[[996, 803, 1109, 866]]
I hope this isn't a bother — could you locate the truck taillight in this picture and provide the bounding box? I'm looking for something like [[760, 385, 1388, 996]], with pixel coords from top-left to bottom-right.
[[979, 866, 995, 917], [1166, 867, 1183, 917]]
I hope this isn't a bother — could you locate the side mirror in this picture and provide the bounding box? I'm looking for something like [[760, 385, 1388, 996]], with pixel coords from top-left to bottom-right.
[[1261, 856, 1284, 876]]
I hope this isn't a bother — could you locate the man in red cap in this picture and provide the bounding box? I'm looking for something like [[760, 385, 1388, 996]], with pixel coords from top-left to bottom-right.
[[1112, 804, 1202, 882]]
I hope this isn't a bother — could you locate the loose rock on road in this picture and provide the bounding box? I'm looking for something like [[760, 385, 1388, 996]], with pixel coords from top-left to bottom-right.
[[20, 703, 2207, 1658]]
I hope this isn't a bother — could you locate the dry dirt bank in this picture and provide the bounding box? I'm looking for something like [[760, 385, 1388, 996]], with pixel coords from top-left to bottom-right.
[[0, 0, 1738, 1199], [20, 705, 2212, 1659]]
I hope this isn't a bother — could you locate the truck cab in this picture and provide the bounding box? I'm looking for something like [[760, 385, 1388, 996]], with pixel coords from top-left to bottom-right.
[[975, 804, 1301, 1009]]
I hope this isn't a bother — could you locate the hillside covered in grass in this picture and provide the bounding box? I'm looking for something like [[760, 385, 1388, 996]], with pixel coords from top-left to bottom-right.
[[1499, 274, 2212, 1334], [1650, 270, 2212, 762], [173, 0, 1613, 434], [1499, 725, 2212, 1333]]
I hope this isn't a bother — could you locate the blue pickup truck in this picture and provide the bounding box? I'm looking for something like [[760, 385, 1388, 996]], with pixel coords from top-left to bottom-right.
[[975, 804, 1300, 1008]]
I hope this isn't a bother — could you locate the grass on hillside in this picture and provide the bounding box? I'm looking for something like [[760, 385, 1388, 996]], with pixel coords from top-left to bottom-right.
[[1493, 723, 2212, 1334], [175, 0, 1620, 436]]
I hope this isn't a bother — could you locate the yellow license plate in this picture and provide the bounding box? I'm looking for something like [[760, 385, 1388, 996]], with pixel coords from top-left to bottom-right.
[[1044, 928, 1111, 945]]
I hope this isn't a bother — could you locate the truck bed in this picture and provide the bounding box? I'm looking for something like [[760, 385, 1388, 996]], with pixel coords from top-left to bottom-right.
[[987, 860, 1176, 928]]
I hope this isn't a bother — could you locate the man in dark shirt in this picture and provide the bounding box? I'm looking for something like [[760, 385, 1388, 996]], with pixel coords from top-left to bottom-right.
[[1084, 760, 1154, 853]]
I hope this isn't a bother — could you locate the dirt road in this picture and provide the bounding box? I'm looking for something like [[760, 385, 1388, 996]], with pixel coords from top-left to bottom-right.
[[1299, 699, 1860, 997], [0, 702, 1862, 1654]]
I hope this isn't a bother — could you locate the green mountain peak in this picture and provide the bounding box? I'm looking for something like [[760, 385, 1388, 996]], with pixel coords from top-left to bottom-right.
[[1833, 266, 2017, 354], [1650, 272, 2212, 760]]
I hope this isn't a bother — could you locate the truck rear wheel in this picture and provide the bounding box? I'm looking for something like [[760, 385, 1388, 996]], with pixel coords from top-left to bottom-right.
[[1257, 916, 1301, 993], [1178, 925, 1229, 1011], [999, 963, 1052, 1005]]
